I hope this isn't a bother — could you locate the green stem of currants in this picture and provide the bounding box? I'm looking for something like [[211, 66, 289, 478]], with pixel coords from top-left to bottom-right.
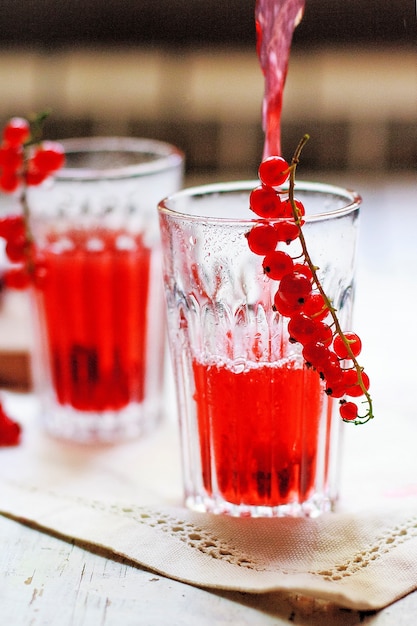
[[288, 134, 374, 425]]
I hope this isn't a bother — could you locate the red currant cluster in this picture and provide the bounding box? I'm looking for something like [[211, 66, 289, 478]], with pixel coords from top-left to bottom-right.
[[246, 152, 373, 425], [0, 116, 65, 289], [0, 117, 64, 193]]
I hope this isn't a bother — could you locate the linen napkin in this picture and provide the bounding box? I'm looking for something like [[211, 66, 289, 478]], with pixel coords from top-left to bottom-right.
[[1, 391, 417, 612]]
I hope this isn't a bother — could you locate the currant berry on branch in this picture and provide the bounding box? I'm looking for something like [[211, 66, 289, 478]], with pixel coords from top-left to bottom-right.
[[245, 224, 280, 255], [2, 117, 30, 147], [339, 401, 359, 422], [249, 185, 284, 219], [274, 220, 299, 244], [258, 155, 290, 187], [333, 332, 362, 359], [278, 271, 312, 307], [262, 250, 294, 280]]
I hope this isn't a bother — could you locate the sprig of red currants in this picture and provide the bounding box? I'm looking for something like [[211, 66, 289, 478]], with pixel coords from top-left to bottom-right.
[[0, 114, 65, 446], [0, 115, 64, 193], [0, 114, 65, 289], [246, 135, 374, 425]]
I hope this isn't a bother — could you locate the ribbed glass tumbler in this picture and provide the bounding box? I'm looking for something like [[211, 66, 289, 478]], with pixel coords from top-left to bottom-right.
[[158, 180, 361, 517], [28, 137, 184, 443]]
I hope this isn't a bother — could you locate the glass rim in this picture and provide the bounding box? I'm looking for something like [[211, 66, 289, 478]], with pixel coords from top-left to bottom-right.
[[158, 180, 362, 224], [55, 136, 184, 181]]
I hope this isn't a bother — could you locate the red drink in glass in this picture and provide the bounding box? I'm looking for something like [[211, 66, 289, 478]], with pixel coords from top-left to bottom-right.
[[28, 137, 183, 443], [193, 357, 329, 508], [33, 228, 151, 412], [159, 181, 360, 516]]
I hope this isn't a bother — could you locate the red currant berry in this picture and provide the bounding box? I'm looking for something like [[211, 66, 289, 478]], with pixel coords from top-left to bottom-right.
[[25, 166, 49, 186], [31, 141, 65, 173], [302, 292, 330, 321], [0, 144, 24, 171], [0, 215, 25, 241], [325, 378, 349, 398], [0, 169, 20, 192], [4, 265, 31, 289], [288, 313, 322, 345], [258, 156, 290, 187], [262, 250, 294, 280], [333, 332, 362, 360], [312, 321, 333, 347], [339, 401, 358, 421], [280, 198, 305, 221], [278, 271, 312, 306], [249, 185, 283, 219], [273, 290, 303, 317], [274, 220, 299, 244], [344, 369, 370, 398], [245, 224, 279, 255], [293, 263, 314, 281], [276, 198, 293, 218], [320, 352, 344, 385], [302, 341, 331, 370], [2, 117, 30, 147], [5, 233, 29, 263]]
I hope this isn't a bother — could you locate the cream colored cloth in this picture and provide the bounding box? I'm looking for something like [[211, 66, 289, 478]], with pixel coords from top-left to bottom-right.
[[1, 392, 417, 612]]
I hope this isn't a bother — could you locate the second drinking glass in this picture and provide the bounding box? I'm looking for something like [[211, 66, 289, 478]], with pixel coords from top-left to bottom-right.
[[28, 137, 184, 443]]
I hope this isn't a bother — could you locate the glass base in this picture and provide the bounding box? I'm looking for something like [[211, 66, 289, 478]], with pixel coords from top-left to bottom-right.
[[185, 492, 335, 518], [39, 398, 163, 444]]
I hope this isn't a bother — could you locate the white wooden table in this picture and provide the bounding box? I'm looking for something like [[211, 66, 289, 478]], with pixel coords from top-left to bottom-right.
[[1, 172, 417, 625]]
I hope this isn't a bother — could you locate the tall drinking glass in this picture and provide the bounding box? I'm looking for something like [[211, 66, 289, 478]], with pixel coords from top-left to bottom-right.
[[158, 181, 361, 517], [28, 137, 183, 443]]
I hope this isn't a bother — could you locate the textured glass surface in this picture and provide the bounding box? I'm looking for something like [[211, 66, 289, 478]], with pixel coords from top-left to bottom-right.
[[159, 181, 360, 516]]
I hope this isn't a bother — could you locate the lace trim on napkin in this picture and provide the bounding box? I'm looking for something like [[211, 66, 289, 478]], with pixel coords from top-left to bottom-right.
[[5, 484, 417, 583], [312, 516, 417, 582], [85, 497, 265, 571], [76, 496, 417, 579]]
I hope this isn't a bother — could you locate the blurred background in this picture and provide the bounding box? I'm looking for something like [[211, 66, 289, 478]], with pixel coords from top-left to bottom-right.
[[0, 0, 416, 389], [0, 0, 416, 179]]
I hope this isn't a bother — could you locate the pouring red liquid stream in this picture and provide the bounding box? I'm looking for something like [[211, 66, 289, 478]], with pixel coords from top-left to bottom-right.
[[256, 0, 305, 157]]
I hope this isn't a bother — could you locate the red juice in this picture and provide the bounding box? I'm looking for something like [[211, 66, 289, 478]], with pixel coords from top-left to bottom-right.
[[255, 0, 305, 157], [33, 228, 151, 411], [193, 357, 329, 508]]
